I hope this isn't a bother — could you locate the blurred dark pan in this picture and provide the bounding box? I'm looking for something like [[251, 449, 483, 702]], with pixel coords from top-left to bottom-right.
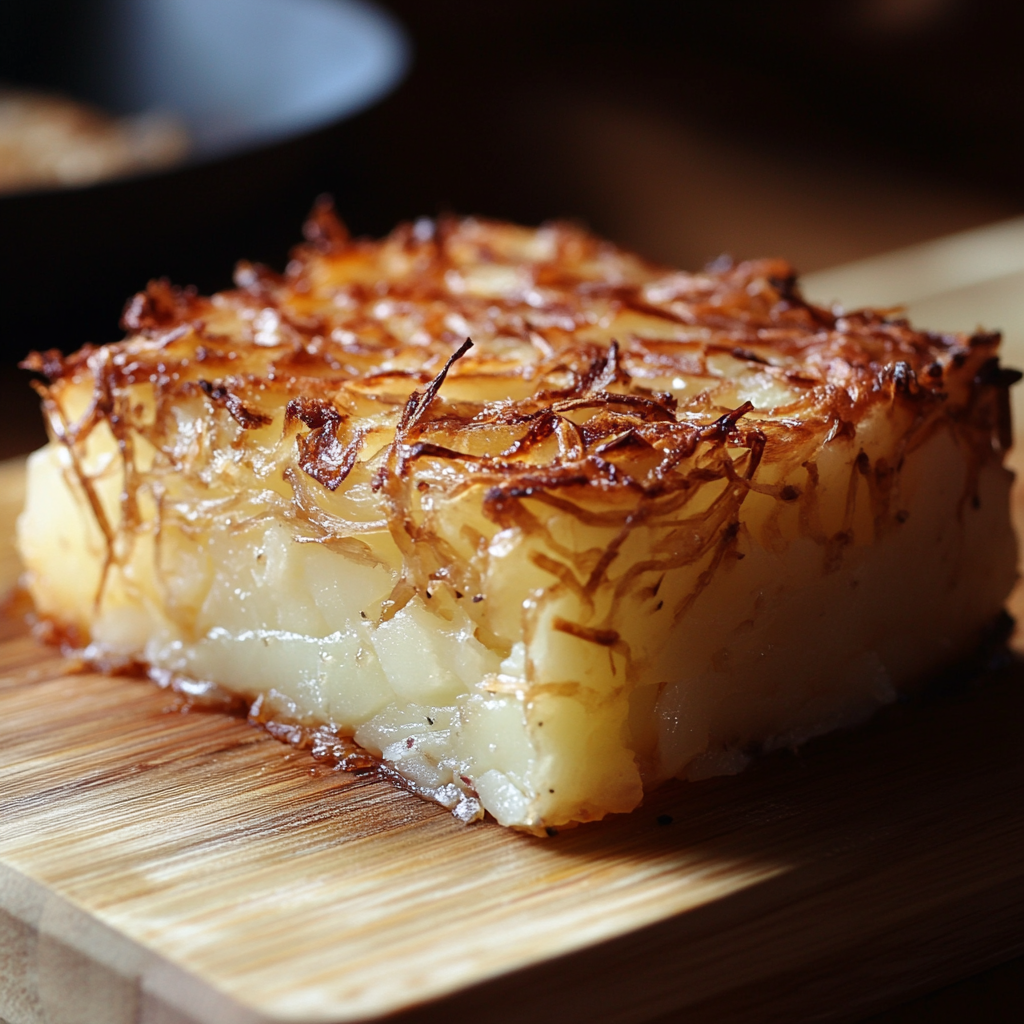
[[0, 0, 407, 356]]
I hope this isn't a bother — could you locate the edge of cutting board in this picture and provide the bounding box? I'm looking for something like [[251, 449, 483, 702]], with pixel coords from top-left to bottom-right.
[[5, 710, 1024, 1024]]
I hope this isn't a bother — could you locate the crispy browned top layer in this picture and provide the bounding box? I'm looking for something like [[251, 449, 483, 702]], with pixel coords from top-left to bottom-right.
[[25, 202, 1014, 514]]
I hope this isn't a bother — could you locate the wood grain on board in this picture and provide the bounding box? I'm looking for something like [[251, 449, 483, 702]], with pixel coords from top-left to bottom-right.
[[5, 223, 1024, 1024]]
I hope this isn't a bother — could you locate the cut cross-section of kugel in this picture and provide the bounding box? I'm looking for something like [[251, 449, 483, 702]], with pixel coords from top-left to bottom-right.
[[17, 205, 1019, 830]]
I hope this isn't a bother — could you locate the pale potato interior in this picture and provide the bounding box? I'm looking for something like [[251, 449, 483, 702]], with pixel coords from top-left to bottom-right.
[[20, 402, 1015, 829]]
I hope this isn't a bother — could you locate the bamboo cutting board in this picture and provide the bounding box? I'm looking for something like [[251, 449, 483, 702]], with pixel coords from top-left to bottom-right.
[[5, 225, 1024, 1024]]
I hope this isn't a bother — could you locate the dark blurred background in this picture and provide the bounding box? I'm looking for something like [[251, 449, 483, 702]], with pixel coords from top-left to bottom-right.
[[361, 0, 1024, 270], [4, 0, 1024, 348], [2, 1, 1024, 1017], [5, 0, 1024, 486]]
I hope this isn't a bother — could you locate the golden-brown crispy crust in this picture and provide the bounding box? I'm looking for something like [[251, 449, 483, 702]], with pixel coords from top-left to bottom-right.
[[24, 204, 1009, 430], [22, 202, 1017, 623]]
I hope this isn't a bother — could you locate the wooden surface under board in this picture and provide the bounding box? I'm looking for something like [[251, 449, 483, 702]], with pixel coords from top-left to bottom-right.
[[5, 225, 1024, 1024]]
